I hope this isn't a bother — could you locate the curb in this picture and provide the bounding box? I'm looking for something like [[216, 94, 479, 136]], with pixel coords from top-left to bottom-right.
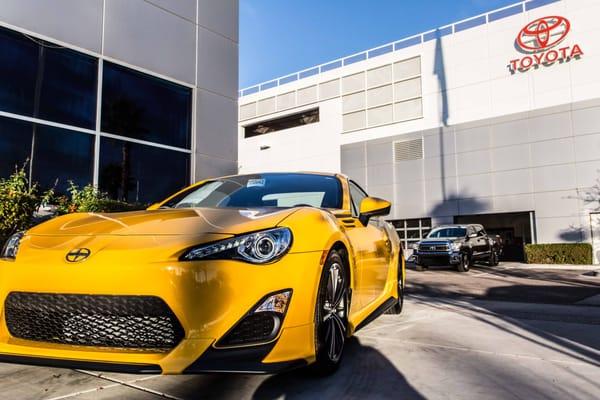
[[499, 262, 600, 271]]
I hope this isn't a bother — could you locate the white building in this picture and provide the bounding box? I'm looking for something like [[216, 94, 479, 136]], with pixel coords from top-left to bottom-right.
[[0, 0, 238, 203], [238, 0, 600, 263]]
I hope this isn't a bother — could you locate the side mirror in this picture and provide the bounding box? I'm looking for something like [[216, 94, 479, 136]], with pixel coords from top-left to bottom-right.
[[358, 197, 391, 226], [146, 203, 161, 210]]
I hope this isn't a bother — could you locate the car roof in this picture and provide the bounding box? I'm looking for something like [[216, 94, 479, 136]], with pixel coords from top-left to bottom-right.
[[433, 224, 484, 229], [214, 171, 346, 180]]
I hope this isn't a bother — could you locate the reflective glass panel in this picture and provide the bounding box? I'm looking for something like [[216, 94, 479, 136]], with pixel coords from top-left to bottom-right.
[[99, 137, 190, 204], [31, 125, 94, 193], [101, 62, 192, 149], [0, 116, 33, 178]]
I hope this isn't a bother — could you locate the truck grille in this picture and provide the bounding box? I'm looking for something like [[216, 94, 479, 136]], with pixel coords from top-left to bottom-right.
[[4, 292, 184, 351], [418, 243, 450, 252]]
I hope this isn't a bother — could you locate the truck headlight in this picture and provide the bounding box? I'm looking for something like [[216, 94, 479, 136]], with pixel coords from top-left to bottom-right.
[[1, 232, 24, 260], [451, 242, 461, 251], [181, 228, 292, 264]]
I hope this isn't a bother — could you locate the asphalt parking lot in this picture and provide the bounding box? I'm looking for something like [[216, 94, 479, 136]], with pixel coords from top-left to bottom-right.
[[1, 263, 599, 400]]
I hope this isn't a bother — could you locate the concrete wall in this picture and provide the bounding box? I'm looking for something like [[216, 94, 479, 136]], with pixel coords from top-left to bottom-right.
[[341, 98, 600, 244], [0, 0, 239, 181]]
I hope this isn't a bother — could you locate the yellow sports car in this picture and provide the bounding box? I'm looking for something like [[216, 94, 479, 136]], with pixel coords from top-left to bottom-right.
[[0, 172, 404, 375]]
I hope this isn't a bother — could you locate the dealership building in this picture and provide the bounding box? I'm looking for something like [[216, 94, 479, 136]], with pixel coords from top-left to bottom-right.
[[237, 0, 600, 262], [0, 0, 238, 203]]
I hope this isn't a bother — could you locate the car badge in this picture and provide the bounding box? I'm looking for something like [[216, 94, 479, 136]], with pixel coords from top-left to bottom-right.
[[66, 248, 91, 263]]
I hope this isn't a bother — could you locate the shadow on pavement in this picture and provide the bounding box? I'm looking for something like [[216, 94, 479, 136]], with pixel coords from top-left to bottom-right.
[[149, 337, 425, 399], [251, 337, 425, 400]]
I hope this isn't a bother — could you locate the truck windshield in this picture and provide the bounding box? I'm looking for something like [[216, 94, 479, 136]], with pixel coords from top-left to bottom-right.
[[162, 173, 342, 209], [427, 227, 467, 238]]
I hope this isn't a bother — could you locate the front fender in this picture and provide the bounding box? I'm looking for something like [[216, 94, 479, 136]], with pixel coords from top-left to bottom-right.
[[277, 207, 356, 291]]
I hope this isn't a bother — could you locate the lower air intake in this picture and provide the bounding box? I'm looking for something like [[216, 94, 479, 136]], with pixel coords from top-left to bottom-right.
[[4, 292, 184, 351], [217, 313, 278, 347]]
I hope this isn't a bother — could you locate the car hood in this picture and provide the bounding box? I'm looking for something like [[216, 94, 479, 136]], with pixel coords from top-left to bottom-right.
[[418, 238, 464, 245], [27, 207, 299, 237]]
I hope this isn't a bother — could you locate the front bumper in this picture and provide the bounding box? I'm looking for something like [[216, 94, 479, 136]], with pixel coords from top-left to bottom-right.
[[415, 251, 462, 266], [0, 251, 323, 374]]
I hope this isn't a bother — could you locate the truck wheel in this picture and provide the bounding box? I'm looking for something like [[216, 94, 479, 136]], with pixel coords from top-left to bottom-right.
[[489, 250, 499, 266], [457, 253, 470, 272]]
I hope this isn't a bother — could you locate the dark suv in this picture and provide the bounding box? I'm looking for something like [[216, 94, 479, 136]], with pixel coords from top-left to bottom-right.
[[412, 224, 501, 272]]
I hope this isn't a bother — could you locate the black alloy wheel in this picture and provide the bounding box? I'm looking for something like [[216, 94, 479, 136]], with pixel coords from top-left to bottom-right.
[[489, 250, 500, 266], [387, 262, 404, 315], [312, 250, 349, 375], [457, 253, 470, 272]]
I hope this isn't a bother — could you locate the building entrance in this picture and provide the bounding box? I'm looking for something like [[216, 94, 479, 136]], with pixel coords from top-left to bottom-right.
[[454, 212, 534, 262]]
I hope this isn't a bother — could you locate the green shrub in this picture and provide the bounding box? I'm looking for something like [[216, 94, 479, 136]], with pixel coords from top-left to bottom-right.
[[55, 182, 145, 214], [0, 165, 53, 242], [524, 243, 593, 265]]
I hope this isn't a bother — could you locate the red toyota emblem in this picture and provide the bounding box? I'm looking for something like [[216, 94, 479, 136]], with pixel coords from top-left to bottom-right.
[[516, 16, 570, 52]]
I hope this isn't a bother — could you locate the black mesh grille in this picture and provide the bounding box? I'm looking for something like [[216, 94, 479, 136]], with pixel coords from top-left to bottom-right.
[[4, 292, 184, 351], [218, 313, 277, 347]]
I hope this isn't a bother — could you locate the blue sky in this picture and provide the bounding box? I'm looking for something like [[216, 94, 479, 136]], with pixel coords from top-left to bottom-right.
[[239, 0, 518, 88]]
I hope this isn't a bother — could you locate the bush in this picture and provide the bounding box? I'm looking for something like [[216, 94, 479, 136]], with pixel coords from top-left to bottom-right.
[[524, 243, 593, 265], [0, 170, 145, 246], [0, 166, 53, 242], [54, 182, 144, 214]]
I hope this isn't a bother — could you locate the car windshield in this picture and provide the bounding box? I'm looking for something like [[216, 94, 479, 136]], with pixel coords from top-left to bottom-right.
[[163, 173, 342, 209], [427, 227, 467, 238]]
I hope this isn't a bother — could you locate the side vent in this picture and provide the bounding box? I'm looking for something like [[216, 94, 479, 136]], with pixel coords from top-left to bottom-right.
[[393, 138, 423, 162]]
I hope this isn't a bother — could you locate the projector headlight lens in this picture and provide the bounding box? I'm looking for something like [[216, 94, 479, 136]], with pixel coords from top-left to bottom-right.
[[181, 227, 292, 264], [1, 231, 24, 260]]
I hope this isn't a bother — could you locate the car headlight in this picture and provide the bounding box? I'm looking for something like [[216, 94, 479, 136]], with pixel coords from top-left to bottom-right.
[[1, 232, 24, 260], [181, 227, 292, 264], [451, 242, 462, 251], [411, 242, 420, 250]]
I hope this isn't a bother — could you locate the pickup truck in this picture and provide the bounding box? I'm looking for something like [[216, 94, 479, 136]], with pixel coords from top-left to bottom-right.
[[412, 224, 502, 272]]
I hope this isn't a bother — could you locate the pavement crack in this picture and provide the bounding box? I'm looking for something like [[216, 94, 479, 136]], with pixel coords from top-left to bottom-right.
[[74, 370, 182, 400]]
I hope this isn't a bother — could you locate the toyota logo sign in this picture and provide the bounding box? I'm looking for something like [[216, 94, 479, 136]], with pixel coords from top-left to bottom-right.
[[508, 16, 583, 74], [516, 16, 570, 52]]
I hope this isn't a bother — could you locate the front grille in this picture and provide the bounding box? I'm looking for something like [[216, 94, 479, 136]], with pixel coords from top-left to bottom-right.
[[217, 313, 278, 347], [419, 243, 450, 252], [4, 292, 184, 351]]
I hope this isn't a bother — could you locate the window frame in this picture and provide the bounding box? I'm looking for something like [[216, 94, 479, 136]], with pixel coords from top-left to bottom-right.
[[389, 218, 432, 250]]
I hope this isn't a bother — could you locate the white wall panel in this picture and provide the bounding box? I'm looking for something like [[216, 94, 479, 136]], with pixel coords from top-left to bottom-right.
[[104, 0, 196, 84], [319, 79, 340, 100], [394, 57, 420, 80], [367, 65, 392, 88], [0, 0, 103, 52], [342, 72, 365, 95], [367, 85, 393, 108]]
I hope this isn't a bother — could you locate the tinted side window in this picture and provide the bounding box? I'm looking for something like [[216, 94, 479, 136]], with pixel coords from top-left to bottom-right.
[[348, 181, 368, 217], [101, 62, 192, 149]]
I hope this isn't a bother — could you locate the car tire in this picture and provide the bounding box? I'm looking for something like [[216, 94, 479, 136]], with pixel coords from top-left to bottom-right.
[[310, 249, 349, 376], [416, 264, 426, 271], [489, 250, 500, 266], [457, 253, 470, 272], [386, 264, 404, 315]]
